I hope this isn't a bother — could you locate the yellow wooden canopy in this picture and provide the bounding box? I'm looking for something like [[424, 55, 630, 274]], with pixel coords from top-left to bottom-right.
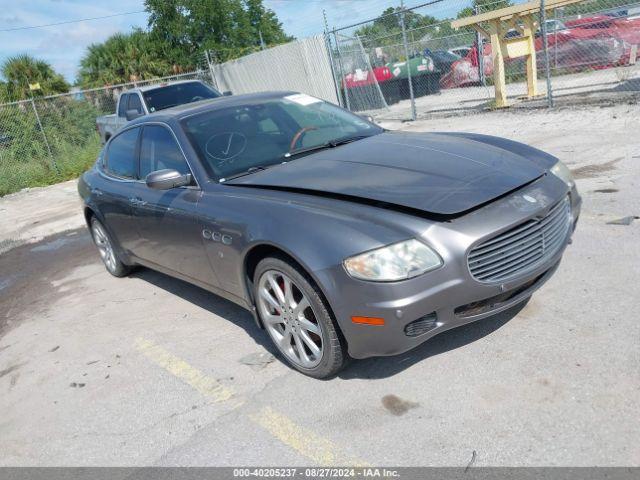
[[451, 0, 584, 107]]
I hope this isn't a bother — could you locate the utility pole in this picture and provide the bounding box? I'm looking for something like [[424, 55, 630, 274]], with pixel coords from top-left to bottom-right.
[[333, 30, 350, 111], [399, 0, 416, 121], [323, 9, 342, 106], [474, 4, 486, 86], [540, 0, 554, 107], [258, 30, 266, 50]]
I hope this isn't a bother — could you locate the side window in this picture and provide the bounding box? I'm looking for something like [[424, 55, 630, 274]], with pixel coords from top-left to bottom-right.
[[128, 94, 144, 115], [139, 125, 190, 179], [117, 94, 128, 117], [105, 128, 139, 178]]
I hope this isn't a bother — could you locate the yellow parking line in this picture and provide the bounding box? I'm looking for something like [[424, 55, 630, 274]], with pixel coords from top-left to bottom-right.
[[250, 406, 367, 466], [134, 337, 238, 404], [134, 338, 365, 465]]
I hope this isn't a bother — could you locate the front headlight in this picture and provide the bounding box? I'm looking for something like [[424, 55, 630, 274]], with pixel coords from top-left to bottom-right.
[[550, 160, 575, 188], [343, 239, 442, 282]]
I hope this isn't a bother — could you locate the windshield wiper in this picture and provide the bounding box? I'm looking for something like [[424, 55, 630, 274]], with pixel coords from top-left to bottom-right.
[[222, 135, 373, 181], [329, 134, 371, 147], [219, 165, 273, 182], [285, 134, 371, 159]]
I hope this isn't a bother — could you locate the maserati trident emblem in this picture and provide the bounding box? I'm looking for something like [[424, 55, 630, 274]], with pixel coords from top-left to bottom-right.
[[522, 194, 537, 204]]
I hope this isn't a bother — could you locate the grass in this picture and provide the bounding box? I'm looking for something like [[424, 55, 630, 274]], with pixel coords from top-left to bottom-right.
[[0, 135, 101, 197]]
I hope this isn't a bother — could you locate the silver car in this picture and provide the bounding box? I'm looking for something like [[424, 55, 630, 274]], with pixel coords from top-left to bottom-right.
[[78, 92, 581, 378]]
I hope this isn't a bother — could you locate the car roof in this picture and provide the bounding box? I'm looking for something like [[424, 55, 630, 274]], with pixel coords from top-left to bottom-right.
[[127, 90, 299, 125]]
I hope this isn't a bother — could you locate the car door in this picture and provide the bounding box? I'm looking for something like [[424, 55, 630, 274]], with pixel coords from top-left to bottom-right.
[[131, 124, 219, 287], [96, 126, 142, 254]]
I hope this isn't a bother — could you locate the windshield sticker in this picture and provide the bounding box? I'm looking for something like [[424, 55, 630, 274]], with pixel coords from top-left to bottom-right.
[[284, 93, 322, 106]]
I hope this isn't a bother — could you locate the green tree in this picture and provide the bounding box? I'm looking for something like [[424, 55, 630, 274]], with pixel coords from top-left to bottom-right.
[[78, 30, 173, 88], [476, 0, 511, 13], [355, 6, 439, 50], [0, 55, 69, 101], [144, 0, 293, 65]]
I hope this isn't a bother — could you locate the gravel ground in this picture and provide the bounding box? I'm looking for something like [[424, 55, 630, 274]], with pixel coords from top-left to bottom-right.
[[0, 103, 638, 466]]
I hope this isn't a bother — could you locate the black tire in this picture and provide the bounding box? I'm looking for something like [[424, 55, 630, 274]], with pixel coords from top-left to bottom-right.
[[254, 255, 347, 378], [90, 217, 131, 278]]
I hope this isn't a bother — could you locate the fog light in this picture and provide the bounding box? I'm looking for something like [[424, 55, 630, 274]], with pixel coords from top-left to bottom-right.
[[404, 313, 438, 337]]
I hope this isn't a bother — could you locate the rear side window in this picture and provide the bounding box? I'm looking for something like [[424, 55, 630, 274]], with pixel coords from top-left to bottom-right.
[[139, 125, 190, 179], [117, 94, 128, 117], [128, 94, 144, 114], [106, 128, 139, 178]]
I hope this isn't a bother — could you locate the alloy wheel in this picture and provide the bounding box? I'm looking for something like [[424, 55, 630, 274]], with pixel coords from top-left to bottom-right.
[[257, 270, 324, 369], [92, 221, 117, 274]]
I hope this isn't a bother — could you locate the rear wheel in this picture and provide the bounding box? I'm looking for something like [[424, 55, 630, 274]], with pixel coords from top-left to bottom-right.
[[254, 256, 346, 378], [90, 217, 131, 277]]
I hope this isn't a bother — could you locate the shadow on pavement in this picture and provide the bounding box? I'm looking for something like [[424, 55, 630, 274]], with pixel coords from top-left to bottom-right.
[[131, 268, 280, 358], [133, 265, 526, 380]]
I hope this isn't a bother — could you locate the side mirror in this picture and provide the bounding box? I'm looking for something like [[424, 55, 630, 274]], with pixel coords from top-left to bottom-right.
[[222, 91, 233, 96], [146, 169, 193, 190], [125, 109, 143, 121]]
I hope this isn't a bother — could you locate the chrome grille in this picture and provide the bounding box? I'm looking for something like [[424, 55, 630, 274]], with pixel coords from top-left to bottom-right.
[[468, 197, 571, 282]]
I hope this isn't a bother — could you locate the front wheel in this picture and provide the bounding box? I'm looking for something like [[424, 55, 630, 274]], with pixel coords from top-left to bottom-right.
[[90, 217, 131, 278], [254, 256, 346, 378]]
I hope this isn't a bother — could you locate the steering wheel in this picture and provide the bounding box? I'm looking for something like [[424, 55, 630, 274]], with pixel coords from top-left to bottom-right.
[[289, 126, 317, 152], [190, 95, 205, 102]]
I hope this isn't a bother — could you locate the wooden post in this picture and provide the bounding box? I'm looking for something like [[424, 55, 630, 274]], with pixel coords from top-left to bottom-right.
[[522, 15, 539, 98], [489, 20, 508, 107]]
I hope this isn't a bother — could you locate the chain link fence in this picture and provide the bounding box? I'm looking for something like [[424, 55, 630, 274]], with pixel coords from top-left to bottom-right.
[[1, 0, 638, 196], [0, 70, 215, 196], [326, 0, 640, 121]]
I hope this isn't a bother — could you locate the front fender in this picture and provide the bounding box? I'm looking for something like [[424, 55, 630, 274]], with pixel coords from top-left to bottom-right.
[[198, 187, 416, 306]]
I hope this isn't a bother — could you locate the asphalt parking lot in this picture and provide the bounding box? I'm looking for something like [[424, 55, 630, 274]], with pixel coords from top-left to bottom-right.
[[0, 104, 638, 466]]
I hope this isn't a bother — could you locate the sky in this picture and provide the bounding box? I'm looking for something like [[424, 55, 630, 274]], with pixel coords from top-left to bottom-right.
[[0, 0, 466, 83]]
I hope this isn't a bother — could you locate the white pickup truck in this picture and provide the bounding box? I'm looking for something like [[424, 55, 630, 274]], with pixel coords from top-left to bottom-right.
[[96, 80, 223, 143]]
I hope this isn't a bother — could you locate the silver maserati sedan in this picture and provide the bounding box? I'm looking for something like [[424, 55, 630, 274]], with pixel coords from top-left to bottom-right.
[[78, 91, 581, 378]]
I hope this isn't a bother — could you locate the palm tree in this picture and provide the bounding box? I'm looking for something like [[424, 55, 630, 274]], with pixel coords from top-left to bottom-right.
[[78, 30, 172, 88], [1, 54, 69, 101]]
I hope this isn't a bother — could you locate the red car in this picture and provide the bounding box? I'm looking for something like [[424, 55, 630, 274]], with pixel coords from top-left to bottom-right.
[[343, 66, 393, 89], [441, 15, 635, 89], [563, 15, 640, 65]]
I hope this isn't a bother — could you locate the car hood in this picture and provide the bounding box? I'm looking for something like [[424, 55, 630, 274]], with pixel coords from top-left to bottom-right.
[[225, 131, 546, 216]]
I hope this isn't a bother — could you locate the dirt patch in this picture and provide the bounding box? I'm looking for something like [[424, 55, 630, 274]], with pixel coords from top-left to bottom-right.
[[0, 228, 94, 340], [571, 158, 621, 179], [381, 394, 419, 416], [607, 216, 639, 226], [239, 352, 275, 371], [593, 188, 619, 194], [0, 362, 25, 379]]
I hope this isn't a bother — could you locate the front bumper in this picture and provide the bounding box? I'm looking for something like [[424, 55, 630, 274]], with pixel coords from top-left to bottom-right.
[[316, 175, 582, 359]]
